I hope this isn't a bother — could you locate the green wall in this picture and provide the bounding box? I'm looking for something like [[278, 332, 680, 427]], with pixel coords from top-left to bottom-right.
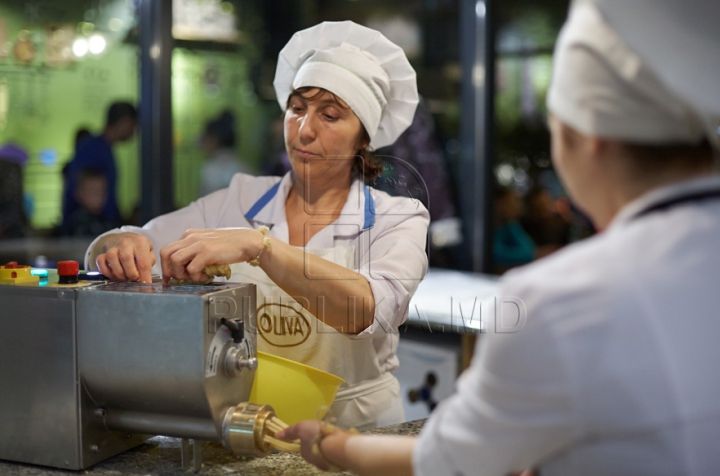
[[0, 2, 270, 228], [0, 3, 138, 229]]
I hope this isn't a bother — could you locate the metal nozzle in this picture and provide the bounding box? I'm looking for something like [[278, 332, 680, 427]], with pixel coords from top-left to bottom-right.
[[222, 402, 275, 457]]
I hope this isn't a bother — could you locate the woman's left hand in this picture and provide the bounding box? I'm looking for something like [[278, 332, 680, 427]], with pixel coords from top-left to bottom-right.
[[159, 228, 263, 282]]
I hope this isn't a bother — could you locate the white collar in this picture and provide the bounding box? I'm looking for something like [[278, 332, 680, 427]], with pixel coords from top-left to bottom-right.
[[608, 175, 720, 230], [245, 172, 375, 236]]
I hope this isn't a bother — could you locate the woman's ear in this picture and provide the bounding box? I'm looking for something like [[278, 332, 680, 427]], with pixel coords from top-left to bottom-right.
[[355, 136, 370, 151]]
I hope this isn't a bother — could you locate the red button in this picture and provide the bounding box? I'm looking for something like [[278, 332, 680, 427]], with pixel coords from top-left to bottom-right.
[[5, 261, 18, 269], [57, 260, 79, 277]]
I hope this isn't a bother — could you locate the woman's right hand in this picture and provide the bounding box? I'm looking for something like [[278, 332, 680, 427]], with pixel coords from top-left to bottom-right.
[[95, 232, 156, 283]]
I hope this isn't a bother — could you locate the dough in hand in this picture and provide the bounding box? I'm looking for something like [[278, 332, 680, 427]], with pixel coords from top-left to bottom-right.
[[203, 263, 232, 280], [168, 263, 232, 285]]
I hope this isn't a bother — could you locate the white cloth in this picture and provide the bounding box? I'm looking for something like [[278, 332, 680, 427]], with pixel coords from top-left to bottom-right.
[[547, 2, 711, 145], [200, 149, 252, 196], [414, 175, 720, 476], [273, 21, 419, 149], [85, 172, 430, 374]]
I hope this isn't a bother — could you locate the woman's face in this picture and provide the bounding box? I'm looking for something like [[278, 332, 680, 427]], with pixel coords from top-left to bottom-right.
[[284, 88, 364, 185]]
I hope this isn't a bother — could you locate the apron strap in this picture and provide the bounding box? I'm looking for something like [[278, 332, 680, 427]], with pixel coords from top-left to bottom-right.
[[244, 180, 282, 221], [363, 185, 375, 230], [244, 178, 376, 230]]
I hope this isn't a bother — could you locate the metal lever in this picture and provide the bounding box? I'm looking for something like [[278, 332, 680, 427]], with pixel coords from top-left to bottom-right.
[[221, 317, 244, 343]]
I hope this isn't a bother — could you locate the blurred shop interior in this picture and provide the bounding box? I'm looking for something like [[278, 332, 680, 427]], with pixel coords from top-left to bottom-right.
[[0, 0, 585, 276]]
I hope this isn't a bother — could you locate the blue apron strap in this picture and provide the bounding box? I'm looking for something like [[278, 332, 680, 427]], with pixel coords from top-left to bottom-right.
[[363, 185, 375, 230], [246, 179, 374, 229], [244, 180, 282, 221]]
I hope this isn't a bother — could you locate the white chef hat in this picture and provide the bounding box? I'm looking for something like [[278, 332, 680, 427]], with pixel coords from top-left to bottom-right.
[[547, 0, 719, 149], [273, 21, 419, 150]]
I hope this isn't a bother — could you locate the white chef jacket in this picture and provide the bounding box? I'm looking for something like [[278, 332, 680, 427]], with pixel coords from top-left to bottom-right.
[[414, 175, 720, 476], [85, 172, 429, 372]]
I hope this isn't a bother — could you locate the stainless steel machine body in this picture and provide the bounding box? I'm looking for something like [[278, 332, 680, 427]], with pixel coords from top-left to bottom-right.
[[0, 281, 258, 470]]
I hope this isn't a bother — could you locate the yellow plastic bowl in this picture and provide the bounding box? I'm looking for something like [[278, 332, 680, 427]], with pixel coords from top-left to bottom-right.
[[249, 351, 344, 425]]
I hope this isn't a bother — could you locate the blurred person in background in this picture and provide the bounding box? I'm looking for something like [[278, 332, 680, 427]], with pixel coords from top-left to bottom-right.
[[61, 101, 137, 232], [61, 167, 119, 237], [520, 186, 571, 257], [262, 116, 292, 177], [493, 186, 535, 272], [199, 110, 254, 196], [278, 1, 720, 475], [375, 99, 462, 268], [0, 143, 29, 239], [73, 127, 92, 152], [62, 127, 92, 179]]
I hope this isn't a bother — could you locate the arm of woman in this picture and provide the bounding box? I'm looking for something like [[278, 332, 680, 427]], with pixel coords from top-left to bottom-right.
[[277, 421, 416, 476], [160, 200, 429, 334], [85, 189, 229, 281], [159, 229, 375, 333]]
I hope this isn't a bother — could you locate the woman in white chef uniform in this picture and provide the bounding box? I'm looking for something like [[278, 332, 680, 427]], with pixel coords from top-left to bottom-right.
[[277, 1, 720, 475], [84, 21, 429, 430]]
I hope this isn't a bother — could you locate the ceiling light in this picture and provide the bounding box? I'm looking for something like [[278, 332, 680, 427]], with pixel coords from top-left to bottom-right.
[[72, 38, 89, 57], [88, 34, 106, 54]]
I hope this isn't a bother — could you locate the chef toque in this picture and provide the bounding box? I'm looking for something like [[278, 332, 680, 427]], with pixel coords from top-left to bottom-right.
[[547, 0, 720, 150], [273, 21, 419, 150]]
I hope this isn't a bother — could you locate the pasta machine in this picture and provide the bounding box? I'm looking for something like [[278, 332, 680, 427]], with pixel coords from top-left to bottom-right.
[[0, 261, 276, 470]]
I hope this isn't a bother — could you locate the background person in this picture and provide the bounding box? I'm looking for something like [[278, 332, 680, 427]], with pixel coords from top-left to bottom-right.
[[199, 110, 254, 196], [83, 21, 429, 430], [520, 185, 570, 257], [374, 98, 462, 268], [62, 101, 137, 232], [61, 127, 92, 182], [492, 186, 535, 272], [0, 143, 29, 239], [278, 2, 720, 475], [61, 167, 119, 237]]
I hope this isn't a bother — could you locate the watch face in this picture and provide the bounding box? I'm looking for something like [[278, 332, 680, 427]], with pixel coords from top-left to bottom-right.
[[14, 39, 36, 63]]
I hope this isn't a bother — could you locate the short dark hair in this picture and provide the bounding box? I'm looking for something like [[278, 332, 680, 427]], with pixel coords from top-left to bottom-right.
[[621, 138, 715, 178], [106, 102, 137, 127], [78, 167, 106, 185], [204, 110, 236, 148], [75, 127, 92, 150]]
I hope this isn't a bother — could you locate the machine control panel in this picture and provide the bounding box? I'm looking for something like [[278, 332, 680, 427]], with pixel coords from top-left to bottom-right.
[[0, 262, 40, 286]]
